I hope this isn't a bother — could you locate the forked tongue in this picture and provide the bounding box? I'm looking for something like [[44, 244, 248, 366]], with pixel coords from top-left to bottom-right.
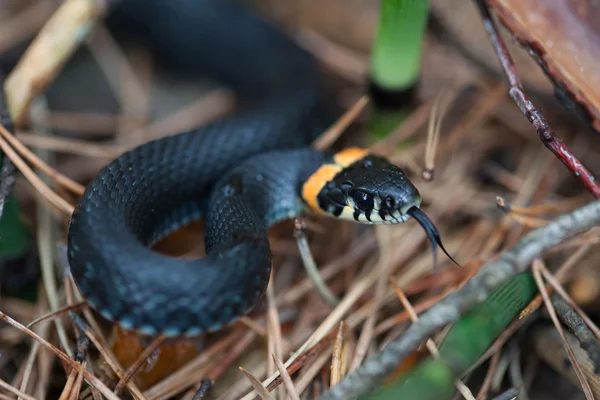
[[407, 206, 461, 269]]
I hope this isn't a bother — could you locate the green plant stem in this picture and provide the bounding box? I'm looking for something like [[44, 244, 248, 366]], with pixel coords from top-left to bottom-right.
[[320, 200, 600, 400], [360, 273, 537, 400], [370, 0, 429, 91]]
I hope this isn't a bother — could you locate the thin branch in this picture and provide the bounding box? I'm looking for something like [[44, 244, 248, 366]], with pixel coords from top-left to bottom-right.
[[532, 261, 594, 399], [0, 310, 121, 400], [507, 339, 528, 400], [4, 0, 107, 126], [476, 352, 501, 400], [69, 313, 146, 400], [319, 200, 600, 399], [536, 264, 600, 340], [393, 282, 475, 400], [239, 368, 274, 400], [0, 123, 84, 195], [313, 95, 369, 151], [0, 125, 73, 215], [0, 71, 16, 217], [114, 336, 167, 394], [191, 380, 213, 400], [491, 388, 519, 400], [330, 322, 346, 387], [0, 378, 37, 400], [26, 301, 87, 329], [474, 0, 600, 198], [294, 218, 339, 306], [551, 295, 600, 373], [272, 353, 300, 400]]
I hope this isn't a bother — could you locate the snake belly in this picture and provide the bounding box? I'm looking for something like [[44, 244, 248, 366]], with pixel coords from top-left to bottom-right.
[[67, 0, 338, 337]]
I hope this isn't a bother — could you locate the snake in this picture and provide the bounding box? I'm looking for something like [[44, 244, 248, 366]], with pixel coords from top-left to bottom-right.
[[67, 0, 456, 338]]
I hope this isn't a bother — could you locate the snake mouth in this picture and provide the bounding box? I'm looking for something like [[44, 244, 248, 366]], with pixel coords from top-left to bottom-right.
[[406, 206, 460, 268]]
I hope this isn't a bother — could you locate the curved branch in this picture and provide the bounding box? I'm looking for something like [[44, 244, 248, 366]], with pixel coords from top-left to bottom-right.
[[319, 199, 600, 399]]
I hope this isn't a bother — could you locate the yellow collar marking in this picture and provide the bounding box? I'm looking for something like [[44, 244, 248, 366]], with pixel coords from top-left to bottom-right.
[[301, 147, 370, 214]]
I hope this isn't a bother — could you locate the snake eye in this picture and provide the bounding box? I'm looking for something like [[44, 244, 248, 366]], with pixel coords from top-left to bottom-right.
[[353, 190, 374, 211]]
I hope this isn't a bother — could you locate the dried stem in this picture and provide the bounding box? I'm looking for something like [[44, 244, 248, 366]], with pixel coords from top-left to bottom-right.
[[0, 72, 16, 217], [5, 0, 108, 126], [330, 322, 346, 387], [0, 124, 84, 195], [0, 125, 74, 215], [114, 336, 167, 394], [474, 0, 600, 198], [532, 261, 594, 399], [0, 310, 121, 400], [313, 95, 369, 151], [294, 218, 339, 306], [551, 295, 600, 373], [320, 200, 600, 399]]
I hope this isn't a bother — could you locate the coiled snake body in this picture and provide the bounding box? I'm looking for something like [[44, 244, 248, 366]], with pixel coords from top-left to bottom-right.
[[67, 0, 447, 337]]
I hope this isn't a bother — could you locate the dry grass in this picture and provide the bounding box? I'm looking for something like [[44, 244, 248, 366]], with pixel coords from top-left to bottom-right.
[[2, 1, 600, 400]]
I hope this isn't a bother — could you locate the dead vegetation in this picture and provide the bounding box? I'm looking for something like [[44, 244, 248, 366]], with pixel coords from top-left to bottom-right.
[[2, 1, 600, 399]]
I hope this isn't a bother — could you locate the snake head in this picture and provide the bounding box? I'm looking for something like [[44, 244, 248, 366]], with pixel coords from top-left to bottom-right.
[[313, 154, 421, 224], [303, 150, 459, 268]]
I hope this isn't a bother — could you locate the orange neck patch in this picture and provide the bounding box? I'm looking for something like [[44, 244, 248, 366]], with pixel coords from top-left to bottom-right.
[[333, 147, 369, 168], [301, 147, 370, 214], [302, 164, 341, 214]]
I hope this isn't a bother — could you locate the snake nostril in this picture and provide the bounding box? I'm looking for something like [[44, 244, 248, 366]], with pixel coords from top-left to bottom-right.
[[385, 197, 395, 209]]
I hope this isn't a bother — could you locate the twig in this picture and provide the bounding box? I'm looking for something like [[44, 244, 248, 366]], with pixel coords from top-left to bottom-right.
[[507, 339, 528, 400], [536, 264, 600, 340], [26, 301, 87, 329], [0, 378, 37, 400], [532, 326, 600, 399], [349, 226, 393, 371], [319, 200, 600, 399], [0, 1, 58, 55], [551, 295, 600, 374], [423, 87, 456, 180], [294, 218, 339, 306], [491, 388, 519, 400], [0, 71, 16, 217], [32, 116, 73, 356], [474, 0, 600, 198], [464, 242, 593, 378], [476, 352, 501, 400], [330, 322, 346, 387], [370, 100, 432, 156], [69, 313, 147, 400], [240, 368, 274, 400], [143, 331, 241, 400], [312, 95, 369, 151], [0, 310, 121, 400], [19, 295, 51, 400], [393, 282, 475, 400], [0, 125, 74, 215], [16, 133, 124, 159], [294, 350, 334, 395], [191, 380, 213, 400], [532, 260, 594, 399], [0, 123, 84, 195], [74, 332, 90, 363], [266, 273, 284, 400], [114, 336, 167, 394], [5, 0, 108, 126], [272, 353, 301, 400]]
